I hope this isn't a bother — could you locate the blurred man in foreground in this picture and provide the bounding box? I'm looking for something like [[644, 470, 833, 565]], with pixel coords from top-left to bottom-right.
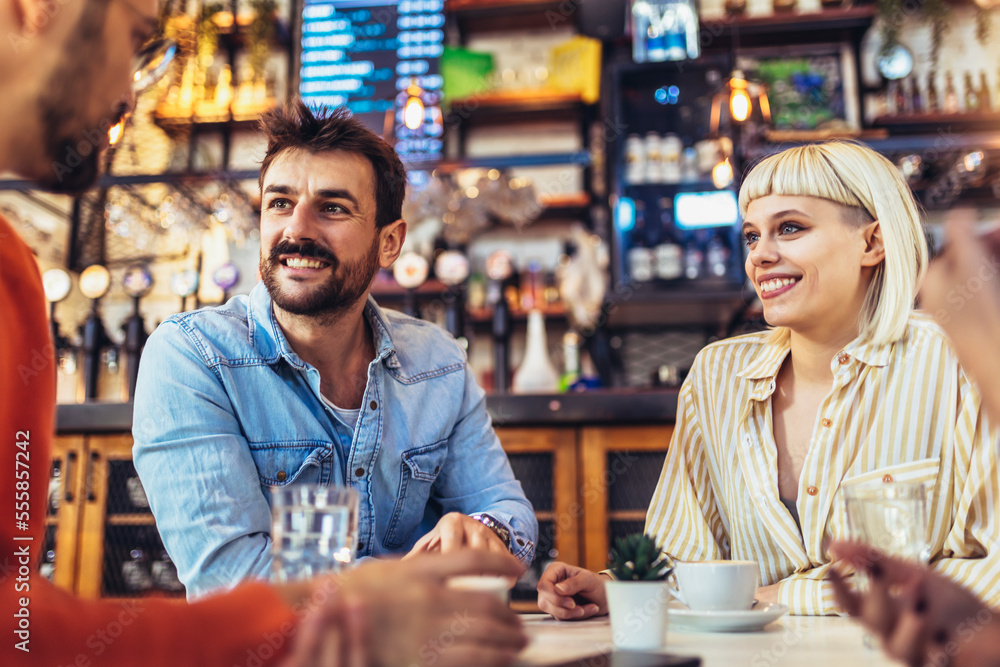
[[0, 0, 526, 664]]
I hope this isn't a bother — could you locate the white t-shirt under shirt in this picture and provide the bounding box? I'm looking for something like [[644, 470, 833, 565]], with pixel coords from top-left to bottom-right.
[[320, 395, 361, 431]]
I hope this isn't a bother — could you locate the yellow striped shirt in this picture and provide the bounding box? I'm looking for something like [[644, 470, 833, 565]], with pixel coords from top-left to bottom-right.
[[646, 313, 1000, 615]]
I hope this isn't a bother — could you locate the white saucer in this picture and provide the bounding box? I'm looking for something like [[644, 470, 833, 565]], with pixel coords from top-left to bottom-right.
[[667, 601, 789, 633]]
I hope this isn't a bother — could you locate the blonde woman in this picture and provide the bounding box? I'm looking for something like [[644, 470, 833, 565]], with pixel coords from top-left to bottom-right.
[[538, 141, 1000, 618]]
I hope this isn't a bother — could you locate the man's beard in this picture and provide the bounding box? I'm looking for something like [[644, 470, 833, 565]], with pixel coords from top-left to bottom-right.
[[34, 0, 118, 194], [260, 237, 380, 318]]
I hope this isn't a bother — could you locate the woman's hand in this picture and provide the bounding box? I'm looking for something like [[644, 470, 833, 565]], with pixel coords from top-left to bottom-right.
[[536, 562, 608, 620], [829, 541, 1000, 667]]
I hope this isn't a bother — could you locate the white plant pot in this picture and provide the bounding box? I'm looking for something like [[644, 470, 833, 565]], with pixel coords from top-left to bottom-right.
[[605, 580, 671, 650]]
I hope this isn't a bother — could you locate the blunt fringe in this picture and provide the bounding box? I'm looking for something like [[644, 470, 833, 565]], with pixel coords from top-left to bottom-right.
[[258, 100, 406, 229], [738, 140, 928, 346]]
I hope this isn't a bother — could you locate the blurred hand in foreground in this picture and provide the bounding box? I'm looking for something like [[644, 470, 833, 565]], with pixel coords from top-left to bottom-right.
[[536, 562, 608, 621], [920, 209, 1000, 423], [281, 550, 528, 667], [829, 541, 1000, 667]]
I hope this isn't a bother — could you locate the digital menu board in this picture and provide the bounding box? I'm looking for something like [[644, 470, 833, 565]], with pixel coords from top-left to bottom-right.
[[299, 0, 444, 163]]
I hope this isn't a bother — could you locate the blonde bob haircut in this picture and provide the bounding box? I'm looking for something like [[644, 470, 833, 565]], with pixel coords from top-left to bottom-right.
[[738, 140, 928, 346]]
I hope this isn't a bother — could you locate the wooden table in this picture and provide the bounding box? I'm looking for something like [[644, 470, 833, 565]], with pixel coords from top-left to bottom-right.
[[515, 614, 897, 666]]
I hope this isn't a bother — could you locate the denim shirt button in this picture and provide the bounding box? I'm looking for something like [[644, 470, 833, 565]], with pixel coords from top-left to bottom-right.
[[357, 541, 364, 551], [276, 470, 287, 482], [355, 467, 365, 477], [369, 400, 378, 410], [516, 538, 524, 546]]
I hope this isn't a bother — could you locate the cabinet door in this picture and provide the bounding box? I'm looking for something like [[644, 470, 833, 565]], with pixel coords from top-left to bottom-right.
[[497, 427, 580, 566], [580, 426, 673, 572], [46, 435, 85, 593], [77, 435, 182, 599]]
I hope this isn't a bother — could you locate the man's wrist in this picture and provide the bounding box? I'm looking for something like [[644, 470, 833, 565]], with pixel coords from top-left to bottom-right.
[[469, 513, 512, 551]]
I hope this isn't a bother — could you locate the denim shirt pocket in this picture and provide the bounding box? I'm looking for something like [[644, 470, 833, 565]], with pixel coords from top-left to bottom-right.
[[382, 438, 449, 549], [248, 440, 331, 487]]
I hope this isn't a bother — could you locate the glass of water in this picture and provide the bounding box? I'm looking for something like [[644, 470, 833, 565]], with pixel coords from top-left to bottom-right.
[[843, 481, 930, 567], [843, 481, 929, 647], [271, 484, 359, 583]]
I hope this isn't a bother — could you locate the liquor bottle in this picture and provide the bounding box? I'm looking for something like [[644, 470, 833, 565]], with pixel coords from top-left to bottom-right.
[[683, 237, 703, 280], [894, 79, 909, 115], [122, 548, 154, 593], [964, 72, 980, 112], [944, 72, 959, 113], [927, 71, 940, 113], [151, 550, 185, 593], [706, 234, 731, 278], [627, 202, 654, 282], [979, 71, 992, 112], [910, 76, 923, 114], [511, 311, 559, 394], [654, 198, 683, 280], [559, 332, 581, 393]]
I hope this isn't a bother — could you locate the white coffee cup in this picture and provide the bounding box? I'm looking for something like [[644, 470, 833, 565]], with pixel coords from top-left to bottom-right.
[[667, 560, 759, 611], [447, 575, 511, 604]]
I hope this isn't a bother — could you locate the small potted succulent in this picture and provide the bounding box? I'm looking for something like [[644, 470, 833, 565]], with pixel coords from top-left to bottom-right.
[[604, 533, 674, 650]]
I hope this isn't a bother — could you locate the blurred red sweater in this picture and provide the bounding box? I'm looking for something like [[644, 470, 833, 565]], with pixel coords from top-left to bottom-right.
[[1, 214, 297, 666]]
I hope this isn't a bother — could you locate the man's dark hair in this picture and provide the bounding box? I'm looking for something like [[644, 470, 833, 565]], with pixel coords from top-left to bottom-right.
[[258, 100, 406, 229]]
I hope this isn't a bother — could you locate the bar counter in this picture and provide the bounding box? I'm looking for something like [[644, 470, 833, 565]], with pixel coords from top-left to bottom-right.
[[55, 388, 680, 433]]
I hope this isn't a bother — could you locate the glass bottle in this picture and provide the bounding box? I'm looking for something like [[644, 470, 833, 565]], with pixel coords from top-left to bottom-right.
[[894, 79, 909, 115], [944, 72, 960, 113], [122, 548, 154, 593], [511, 311, 559, 394], [964, 72, 980, 113], [978, 72, 991, 112], [910, 76, 923, 114], [927, 71, 940, 113]]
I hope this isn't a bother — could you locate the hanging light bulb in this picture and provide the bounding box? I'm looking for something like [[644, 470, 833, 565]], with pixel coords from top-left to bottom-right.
[[108, 118, 126, 145], [729, 70, 752, 123], [712, 158, 734, 189], [403, 80, 425, 131]]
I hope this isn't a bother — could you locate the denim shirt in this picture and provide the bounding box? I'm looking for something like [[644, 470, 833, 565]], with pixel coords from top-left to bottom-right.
[[132, 283, 537, 599]]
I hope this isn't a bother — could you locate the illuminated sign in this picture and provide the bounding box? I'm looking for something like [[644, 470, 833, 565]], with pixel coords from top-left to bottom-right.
[[298, 0, 444, 163]]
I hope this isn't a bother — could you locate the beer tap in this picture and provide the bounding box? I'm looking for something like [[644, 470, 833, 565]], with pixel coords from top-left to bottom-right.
[[212, 263, 240, 303], [434, 250, 469, 348], [392, 252, 429, 319], [121, 263, 154, 400], [78, 264, 111, 401], [170, 269, 200, 312], [486, 250, 514, 393]]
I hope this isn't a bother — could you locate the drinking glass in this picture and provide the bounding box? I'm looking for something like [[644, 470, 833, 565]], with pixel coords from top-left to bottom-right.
[[843, 481, 929, 647], [271, 484, 359, 583]]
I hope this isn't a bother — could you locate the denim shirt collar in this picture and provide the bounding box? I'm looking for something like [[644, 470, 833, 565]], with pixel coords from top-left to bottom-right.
[[245, 282, 399, 370]]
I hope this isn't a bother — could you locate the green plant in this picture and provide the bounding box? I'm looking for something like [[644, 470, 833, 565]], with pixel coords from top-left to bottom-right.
[[607, 533, 674, 582]]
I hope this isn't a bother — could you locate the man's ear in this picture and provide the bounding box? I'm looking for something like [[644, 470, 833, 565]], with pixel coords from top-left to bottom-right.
[[378, 219, 406, 268], [861, 220, 885, 268]]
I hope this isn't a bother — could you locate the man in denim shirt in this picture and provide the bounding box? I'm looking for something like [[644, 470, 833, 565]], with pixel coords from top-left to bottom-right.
[[133, 101, 537, 599]]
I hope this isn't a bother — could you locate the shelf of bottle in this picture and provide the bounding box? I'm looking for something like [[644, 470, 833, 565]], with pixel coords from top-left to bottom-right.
[[448, 90, 590, 123], [446, 0, 568, 32], [872, 112, 1000, 133], [707, 5, 876, 36], [151, 116, 264, 135], [623, 179, 728, 192], [411, 151, 593, 173], [468, 303, 567, 324], [106, 514, 157, 526]]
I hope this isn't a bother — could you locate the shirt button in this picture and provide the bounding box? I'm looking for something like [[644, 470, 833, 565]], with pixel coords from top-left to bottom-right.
[[883, 474, 893, 483], [838, 354, 850, 365], [355, 467, 365, 477], [821, 418, 832, 428], [357, 541, 364, 552], [369, 400, 377, 410], [807, 485, 819, 496], [276, 470, 287, 482]]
